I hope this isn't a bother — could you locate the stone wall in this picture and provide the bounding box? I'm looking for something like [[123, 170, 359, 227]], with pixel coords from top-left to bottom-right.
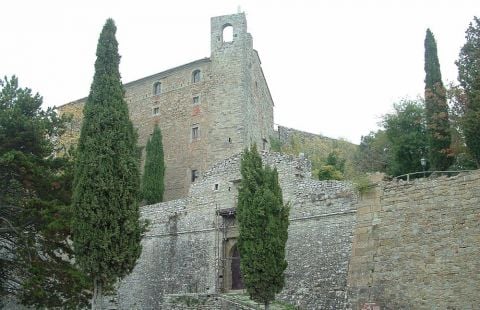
[[116, 152, 358, 309], [348, 171, 480, 309], [277, 178, 357, 309], [275, 125, 335, 145]]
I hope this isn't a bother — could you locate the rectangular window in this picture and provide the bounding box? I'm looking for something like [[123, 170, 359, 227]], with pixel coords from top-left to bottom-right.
[[191, 169, 199, 183], [193, 96, 200, 104], [262, 138, 268, 151], [191, 126, 199, 140], [153, 107, 160, 115]]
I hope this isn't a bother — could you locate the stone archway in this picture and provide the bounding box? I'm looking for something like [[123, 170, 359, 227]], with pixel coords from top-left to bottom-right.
[[230, 244, 244, 290]]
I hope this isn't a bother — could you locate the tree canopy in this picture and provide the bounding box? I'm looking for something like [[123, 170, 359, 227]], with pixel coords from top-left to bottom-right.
[[383, 99, 427, 176], [0, 76, 90, 308], [318, 151, 346, 180], [455, 16, 480, 167]]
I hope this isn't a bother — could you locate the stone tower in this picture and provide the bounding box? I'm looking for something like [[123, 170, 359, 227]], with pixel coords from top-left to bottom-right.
[[207, 13, 274, 165], [58, 13, 274, 201]]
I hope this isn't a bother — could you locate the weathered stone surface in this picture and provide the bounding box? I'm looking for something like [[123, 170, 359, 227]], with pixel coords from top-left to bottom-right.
[[116, 152, 358, 309], [58, 13, 274, 201], [348, 171, 480, 310], [50, 12, 480, 310]]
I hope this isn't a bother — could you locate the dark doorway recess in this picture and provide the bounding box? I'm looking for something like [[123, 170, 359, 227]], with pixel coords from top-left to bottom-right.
[[231, 244, 244, 290]]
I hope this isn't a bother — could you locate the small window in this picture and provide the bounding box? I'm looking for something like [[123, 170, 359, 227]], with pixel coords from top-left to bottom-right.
[[191, 169, 199, 183], [152, 107, 160, 116], [262, 138, 268, 151], [153, 82, 162, 95], [191, 126, 199, 140], [192, 70, 201, 83], [193, 96, 200, 104], [214, 183, 219, 191]]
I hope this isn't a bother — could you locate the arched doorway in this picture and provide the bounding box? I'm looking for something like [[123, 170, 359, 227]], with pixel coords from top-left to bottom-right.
[[230, 244, 244, 290]]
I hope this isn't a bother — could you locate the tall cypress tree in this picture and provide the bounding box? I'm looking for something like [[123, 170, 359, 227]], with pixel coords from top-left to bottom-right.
[[237, 145, 289, 310], [424, 28, 452, 170], [72, 19, 143, 309], [142, 124, 165, 204], [456, 17, 480, 167]]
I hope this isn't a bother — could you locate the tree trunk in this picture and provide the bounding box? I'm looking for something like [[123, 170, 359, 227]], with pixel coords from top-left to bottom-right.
[[91, 277, 97, 310], [91, 277, 104, 310], [98, 280, 103, 310], [265, 301, 270, 310]]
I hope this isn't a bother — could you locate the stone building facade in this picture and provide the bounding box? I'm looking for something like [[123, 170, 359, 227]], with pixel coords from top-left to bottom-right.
[[59, 13, 274, 201]]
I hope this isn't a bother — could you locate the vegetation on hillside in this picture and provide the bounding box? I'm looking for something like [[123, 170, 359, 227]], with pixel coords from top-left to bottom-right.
[[270, 130, 357, 179]]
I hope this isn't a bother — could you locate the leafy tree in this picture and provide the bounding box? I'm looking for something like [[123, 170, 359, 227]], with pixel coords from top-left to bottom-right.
[[269, 135, 282, 152], [318, 151, 346, 180], [383, 99, 427, 176], [0, 76, 90, 308], [72, 19, 144, 309], [142, 124, 165, 204], [455, 16, 480, 167], [446, 83, 477, 169], [424, 29, 453, 170], [354, 130, 389, 173], [237, 145, 289, 310], [318, 165, 343, 180]]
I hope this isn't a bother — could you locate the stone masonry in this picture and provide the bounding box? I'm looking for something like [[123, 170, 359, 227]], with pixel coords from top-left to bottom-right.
[[58, 13, 274, 201], [55, 12, 480, 309], [348, 171, 480, 309], [116, 152, 358, 309]]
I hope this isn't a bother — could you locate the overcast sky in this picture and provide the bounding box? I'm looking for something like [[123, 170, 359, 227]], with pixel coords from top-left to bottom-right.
[[1, 0, 479, 143]]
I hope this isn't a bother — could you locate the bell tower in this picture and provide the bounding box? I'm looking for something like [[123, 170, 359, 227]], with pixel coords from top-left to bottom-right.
[[210, 13, 252, 57]]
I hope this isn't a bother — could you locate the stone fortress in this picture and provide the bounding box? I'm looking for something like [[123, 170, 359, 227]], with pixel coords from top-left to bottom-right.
[[60, 13, 273, 201], [60, 13, 480, 310]]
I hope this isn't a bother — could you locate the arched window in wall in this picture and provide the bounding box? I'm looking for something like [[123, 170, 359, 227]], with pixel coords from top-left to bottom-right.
[[153, 82, 162, 95], [223, 24, 233, 42], [192, 70, 201, 83]]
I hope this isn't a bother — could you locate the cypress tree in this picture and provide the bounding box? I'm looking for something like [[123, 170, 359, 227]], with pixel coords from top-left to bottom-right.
[[424, 28, 452, 170], [237, 145, 289, 310], [142, 124, 165, 204], [72, 19, 143, 309], [456, 17, 480, 167]]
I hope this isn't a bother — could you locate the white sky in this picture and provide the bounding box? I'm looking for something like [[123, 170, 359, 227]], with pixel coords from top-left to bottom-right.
[[1, 0, 479, 144]]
